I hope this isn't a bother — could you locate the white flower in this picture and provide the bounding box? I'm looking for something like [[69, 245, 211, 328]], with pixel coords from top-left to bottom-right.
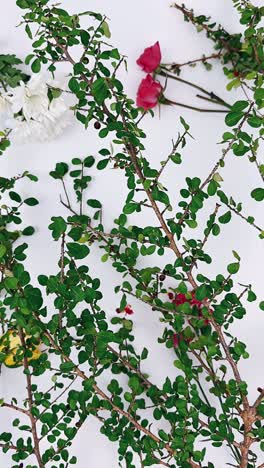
[[2, 73, 75, 143], [0, 94, 13, 128], [0, 94, 12, 115], [11, 74, 49, 121], [11, 117, 43, 143]]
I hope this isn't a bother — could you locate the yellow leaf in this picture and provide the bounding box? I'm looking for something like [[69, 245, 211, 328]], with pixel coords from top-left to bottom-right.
[[0, 330, 41, 368]]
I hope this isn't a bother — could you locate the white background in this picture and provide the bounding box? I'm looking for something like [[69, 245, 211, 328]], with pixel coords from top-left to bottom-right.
[[0, 1, 264, 467]]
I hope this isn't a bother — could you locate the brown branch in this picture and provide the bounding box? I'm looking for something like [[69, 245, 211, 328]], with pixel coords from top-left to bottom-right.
[[2, 402, 29, 416], [200, 103, 254, 191], [165, 52, 222, 69], [59, 232, 66, 329], [155, 131, 188, 182], [171, 3, 239, 54], [0, 443, 22, 451], [18, 328, 43, 468], [253, 388, 264, 409], [224, 202, 263, 233], [212, 320, 249, 411]]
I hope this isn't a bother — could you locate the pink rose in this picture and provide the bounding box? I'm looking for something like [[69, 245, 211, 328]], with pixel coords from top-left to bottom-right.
[[136, 41, 161, 73], [136, 74, 162, 110]]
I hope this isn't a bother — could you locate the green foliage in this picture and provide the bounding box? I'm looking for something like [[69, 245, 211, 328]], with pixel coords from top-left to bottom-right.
[[0, 1, 263, 467], [0, 54, 29, 89]]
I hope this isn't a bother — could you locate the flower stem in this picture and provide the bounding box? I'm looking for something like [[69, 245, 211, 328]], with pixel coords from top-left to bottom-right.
[[163, 97, 229, 113], [159, 68, 232, 109]]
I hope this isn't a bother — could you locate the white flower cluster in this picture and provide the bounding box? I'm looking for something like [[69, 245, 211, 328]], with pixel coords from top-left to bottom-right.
[[0, 74, 74, 143]]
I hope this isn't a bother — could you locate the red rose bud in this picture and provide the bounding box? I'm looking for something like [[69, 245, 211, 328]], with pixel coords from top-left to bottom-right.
[[136, 74, 162, 110], [124, 305, 134, 315], [136, 41, 161, 73], [233, 70, 240, 77]]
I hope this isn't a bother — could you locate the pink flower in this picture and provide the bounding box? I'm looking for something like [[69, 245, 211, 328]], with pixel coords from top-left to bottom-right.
[[169, 292, 212, 325], [136, 41, 162, 73], [116, 305, 134, 315], [124, 305, 134, 315], [173, 293, 189, 306], [136, 74, 162, 110]]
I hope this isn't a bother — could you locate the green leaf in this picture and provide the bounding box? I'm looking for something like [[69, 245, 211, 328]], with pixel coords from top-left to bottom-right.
[[0, 244, 6, 258], [257, 403, 264, 418], [251, 188, 264, 202], [254, 88, 264, 100], [231, 100, 249, 112], [22, 226, 35, 236], [49, 217, 67, 240], [4, 277, 18, 290], [225, 112, 243, 127], [247, 290, 256, 302], [31, 58, 41, 73], [196, 284, 209, 301], [9, 191, 22, 203], [87, 199, 102, 209], [84, 156, 95, 167], [171, 153, 181, 164], [180, 116, 190, 131], [227, 262, 240, 274], [68, 77, 80, 94], [218, 211, 231, 224], [97, 159, 109, 170], [24, 197, 39, 206], [102, 21, 111, 38], [60, 362, 75, 373], [207, 180, 217, 196], [152, 189, 170, 206], [80, 30, 90, 46], [247, 116, 263, 128], [259, 301, 264, 311], [50, 162, 69, 179], [101, 253, 109, 262], [78, 351, 88, 364], [67, 243, 90, 259], [232, 250, 241, 261], [91, 78, 109, 105]]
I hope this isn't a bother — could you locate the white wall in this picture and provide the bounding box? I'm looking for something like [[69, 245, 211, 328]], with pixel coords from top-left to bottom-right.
[[0, 1, 263, 467]]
